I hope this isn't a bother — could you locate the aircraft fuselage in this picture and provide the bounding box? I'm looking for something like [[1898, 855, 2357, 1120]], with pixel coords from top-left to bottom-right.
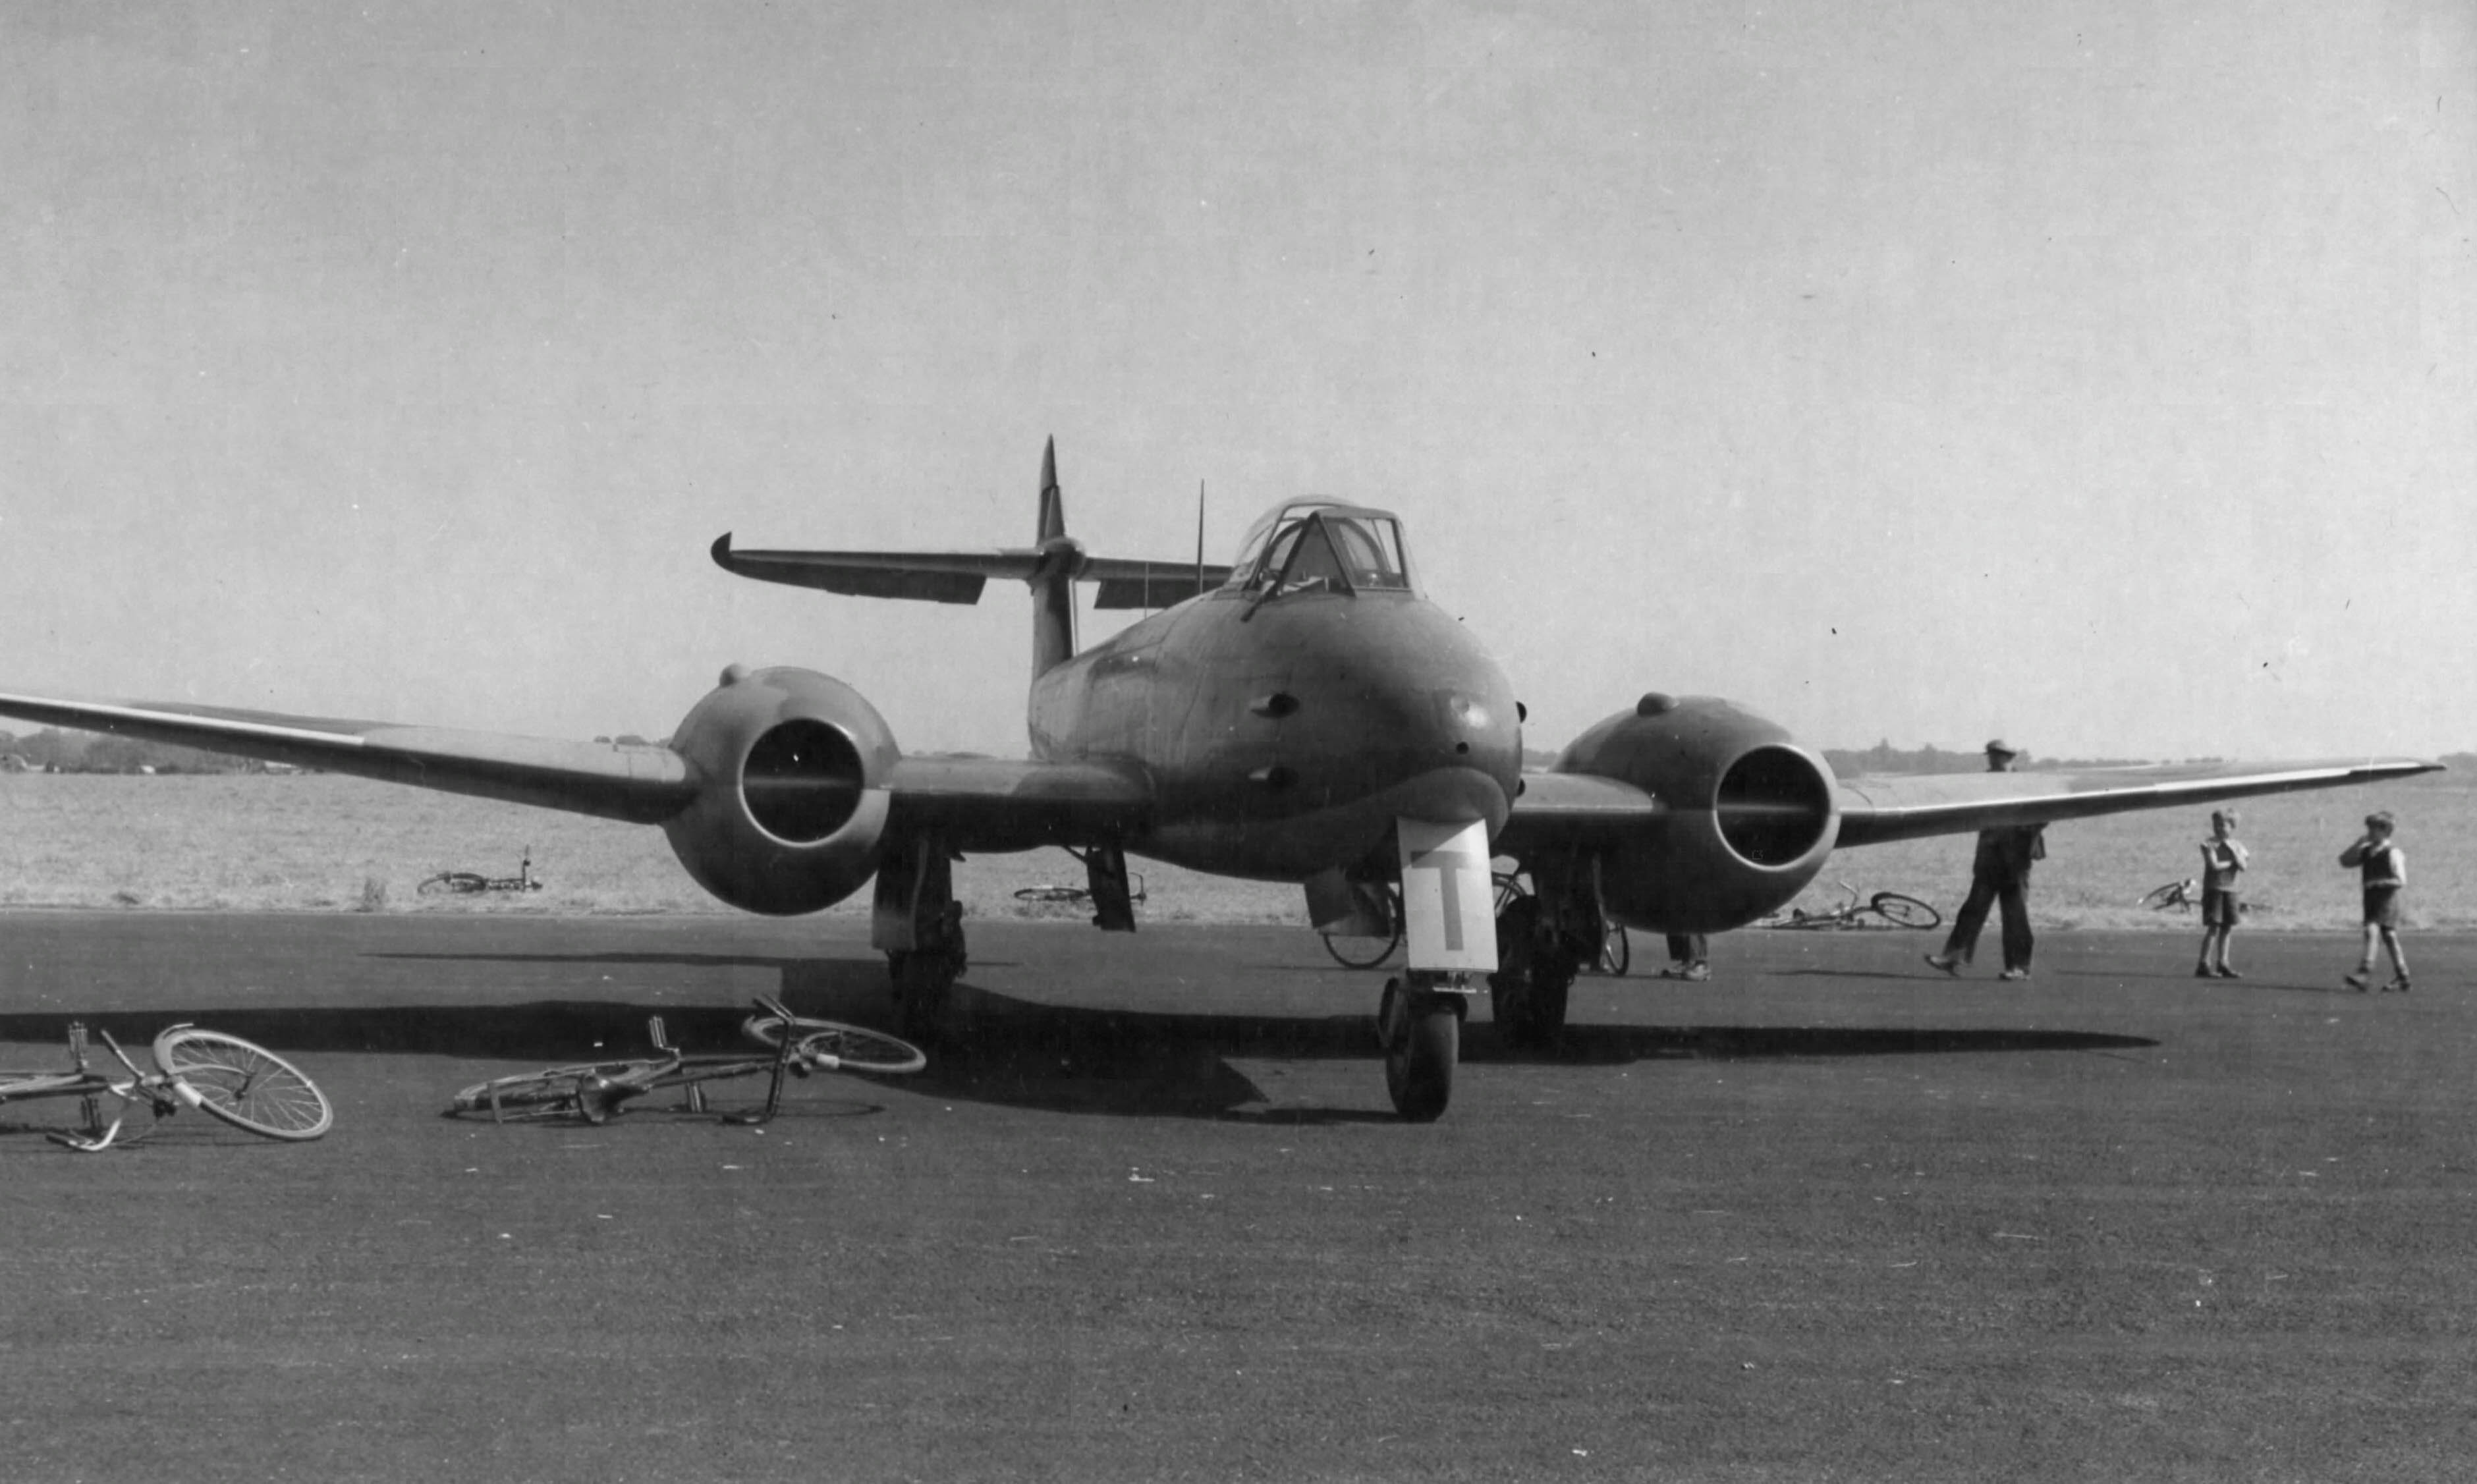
[[1028, 586, 1522, 880]]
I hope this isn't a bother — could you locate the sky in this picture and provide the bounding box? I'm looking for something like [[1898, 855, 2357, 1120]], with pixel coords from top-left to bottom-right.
[[3, 1, 2471, 762]]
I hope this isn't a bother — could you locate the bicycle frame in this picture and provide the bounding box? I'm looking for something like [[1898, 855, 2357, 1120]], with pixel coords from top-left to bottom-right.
[[0, 1024, 183, 1151], [465, 995, 819, 1127]]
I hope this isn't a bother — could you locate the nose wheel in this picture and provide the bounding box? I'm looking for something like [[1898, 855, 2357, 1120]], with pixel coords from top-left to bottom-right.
[[1377, 974, 1464, 1122]]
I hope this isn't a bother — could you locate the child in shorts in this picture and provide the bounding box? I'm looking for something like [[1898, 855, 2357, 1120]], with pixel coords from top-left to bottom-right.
[[2340, 811, 2410, 993], [2195, 810, 2248, 978]]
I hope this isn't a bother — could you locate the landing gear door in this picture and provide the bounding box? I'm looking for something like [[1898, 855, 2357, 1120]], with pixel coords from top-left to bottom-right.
[[1396, 818, 1497, 973]]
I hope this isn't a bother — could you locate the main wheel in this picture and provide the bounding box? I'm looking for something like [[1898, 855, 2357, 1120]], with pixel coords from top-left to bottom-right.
[[418, 871, 488, 896], [742, 1013, 927, 1075], [1487, 897, 1576, 1048], [1867, 893, 1941, 929], [151, 1028, 334, 1141], [447, 1060, 663, 1121], [891, 948, 965, 1043], [1379, 980, 1459, 1122]]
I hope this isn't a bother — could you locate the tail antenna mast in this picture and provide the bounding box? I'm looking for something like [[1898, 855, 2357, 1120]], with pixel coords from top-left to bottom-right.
[[1194, 480, 1207, 597]]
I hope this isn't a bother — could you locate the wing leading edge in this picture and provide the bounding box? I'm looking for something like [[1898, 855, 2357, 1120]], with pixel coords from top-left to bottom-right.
[[1832, 757, 2444, 848]]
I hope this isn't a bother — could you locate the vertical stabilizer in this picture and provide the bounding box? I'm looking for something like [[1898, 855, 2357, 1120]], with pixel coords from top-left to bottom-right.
[[1031, 437, 1076, 676], [1036, 438, 1066, 543]]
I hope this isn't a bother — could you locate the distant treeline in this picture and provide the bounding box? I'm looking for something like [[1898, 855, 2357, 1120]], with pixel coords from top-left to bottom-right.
[[0, 728, 264, 774], [1827, 741, 2193, 775]]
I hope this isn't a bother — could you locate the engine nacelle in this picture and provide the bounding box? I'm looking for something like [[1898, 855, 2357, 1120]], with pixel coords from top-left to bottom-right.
[[1558, 694, 1841, 933], [660, 665, 897, 916]]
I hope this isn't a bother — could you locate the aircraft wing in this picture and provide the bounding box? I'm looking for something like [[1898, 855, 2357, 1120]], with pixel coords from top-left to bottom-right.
[[1833, 757, 2443, 848], [0, 689, 1161, 850], [884, 754, 1154, 850], [1497, 771, 1667, 856], [0, 690, 700, 823], [712, 534, 1232, 609]]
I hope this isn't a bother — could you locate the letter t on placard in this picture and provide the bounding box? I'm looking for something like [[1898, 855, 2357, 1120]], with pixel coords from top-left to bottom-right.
[[1396, 817, 1497, 973]]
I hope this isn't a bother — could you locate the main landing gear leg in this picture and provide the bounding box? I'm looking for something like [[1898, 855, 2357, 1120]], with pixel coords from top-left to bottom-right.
[[1378, 972, 1467, 1122], [874, 837, 966, 1043], [1488, 893, 1580, 1050]]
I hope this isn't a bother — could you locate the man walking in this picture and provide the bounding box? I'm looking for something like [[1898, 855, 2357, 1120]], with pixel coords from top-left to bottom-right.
[[1924, 740, 2046, 981]]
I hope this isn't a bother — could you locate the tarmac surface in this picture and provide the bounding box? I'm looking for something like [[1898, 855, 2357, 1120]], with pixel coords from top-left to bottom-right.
[[2, 911, 2472, 1482]]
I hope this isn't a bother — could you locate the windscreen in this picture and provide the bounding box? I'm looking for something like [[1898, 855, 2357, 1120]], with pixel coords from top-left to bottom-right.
[[1226, 503, 1413, 595]]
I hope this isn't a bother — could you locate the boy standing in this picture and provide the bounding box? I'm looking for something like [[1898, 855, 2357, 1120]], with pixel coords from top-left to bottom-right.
[[2195, 810, 2249, 978], [2340, 811, 2410, 993]]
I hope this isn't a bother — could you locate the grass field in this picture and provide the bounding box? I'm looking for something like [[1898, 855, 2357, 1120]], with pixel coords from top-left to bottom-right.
[[1, 767, 2463, 932]]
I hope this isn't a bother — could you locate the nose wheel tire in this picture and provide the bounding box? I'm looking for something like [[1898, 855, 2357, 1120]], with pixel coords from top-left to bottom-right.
[[1378, 977, 1461, 1122]]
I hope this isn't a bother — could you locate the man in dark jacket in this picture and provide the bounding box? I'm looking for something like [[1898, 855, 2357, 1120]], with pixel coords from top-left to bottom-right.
[[1924, 740, 2046, 981]]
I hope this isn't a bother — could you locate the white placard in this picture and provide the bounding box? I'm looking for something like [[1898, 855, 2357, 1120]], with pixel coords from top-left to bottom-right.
[[1395, 817, 1497, 972]]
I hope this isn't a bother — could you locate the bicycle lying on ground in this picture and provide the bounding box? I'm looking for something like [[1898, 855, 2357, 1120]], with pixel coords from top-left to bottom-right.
[[1013, 873, 1147, 907], [1755, 881, 1942, 931], [1319, 873, 1630, 975], [2140, 878, 2244, 916], [418, 847, 543, 896], [0, 1022, 334, 1151], [447, 995, 926, 1127], [2140, 879, 2200, 912]]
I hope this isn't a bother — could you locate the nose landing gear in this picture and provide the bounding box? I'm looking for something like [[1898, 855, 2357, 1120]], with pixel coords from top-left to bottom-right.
[[1378, 973, 1469, 1122]]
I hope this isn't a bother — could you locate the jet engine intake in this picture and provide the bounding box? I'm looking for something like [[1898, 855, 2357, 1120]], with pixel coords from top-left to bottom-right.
[[1555, 696, 1839, 933], [659, 666, 897, 915]]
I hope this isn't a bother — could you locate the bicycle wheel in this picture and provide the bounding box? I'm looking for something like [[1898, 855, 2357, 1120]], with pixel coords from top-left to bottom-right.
[[1867, 893, 1942, 930], [1320, 925, 1401, 970], [1594, 925, 1630, 976], [1012, 886, 1090, 904], [151, 1028, 333, 1141], [1320, 884, 1403, 970], [418, 871, 489, 896], [447, 1060, 665, 1120], [740, 1014, 927, 1075]]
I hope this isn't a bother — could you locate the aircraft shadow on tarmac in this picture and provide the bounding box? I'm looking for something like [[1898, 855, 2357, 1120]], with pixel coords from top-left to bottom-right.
[[0, 947, 2157, 1124]]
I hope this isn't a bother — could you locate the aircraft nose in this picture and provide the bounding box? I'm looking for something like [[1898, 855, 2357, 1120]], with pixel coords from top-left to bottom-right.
[[1431, 687, 1518, 772], [1281, 610, 1523, 815]]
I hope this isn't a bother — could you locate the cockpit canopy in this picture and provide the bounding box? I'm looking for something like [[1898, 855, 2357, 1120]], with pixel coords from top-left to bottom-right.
[[1223, 499, 1418, 598]]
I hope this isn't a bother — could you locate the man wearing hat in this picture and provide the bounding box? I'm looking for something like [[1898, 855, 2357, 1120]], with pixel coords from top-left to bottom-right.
[[1924, 740, 2046, 981]]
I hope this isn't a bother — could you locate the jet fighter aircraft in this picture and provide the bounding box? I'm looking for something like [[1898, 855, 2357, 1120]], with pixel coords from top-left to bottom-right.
[[0, 441, 2439, 1118]]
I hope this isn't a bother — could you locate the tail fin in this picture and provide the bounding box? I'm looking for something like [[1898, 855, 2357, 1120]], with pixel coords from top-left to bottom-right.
[[1031, 437, 1076, 676], [1037, 439, 1066, 544]]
